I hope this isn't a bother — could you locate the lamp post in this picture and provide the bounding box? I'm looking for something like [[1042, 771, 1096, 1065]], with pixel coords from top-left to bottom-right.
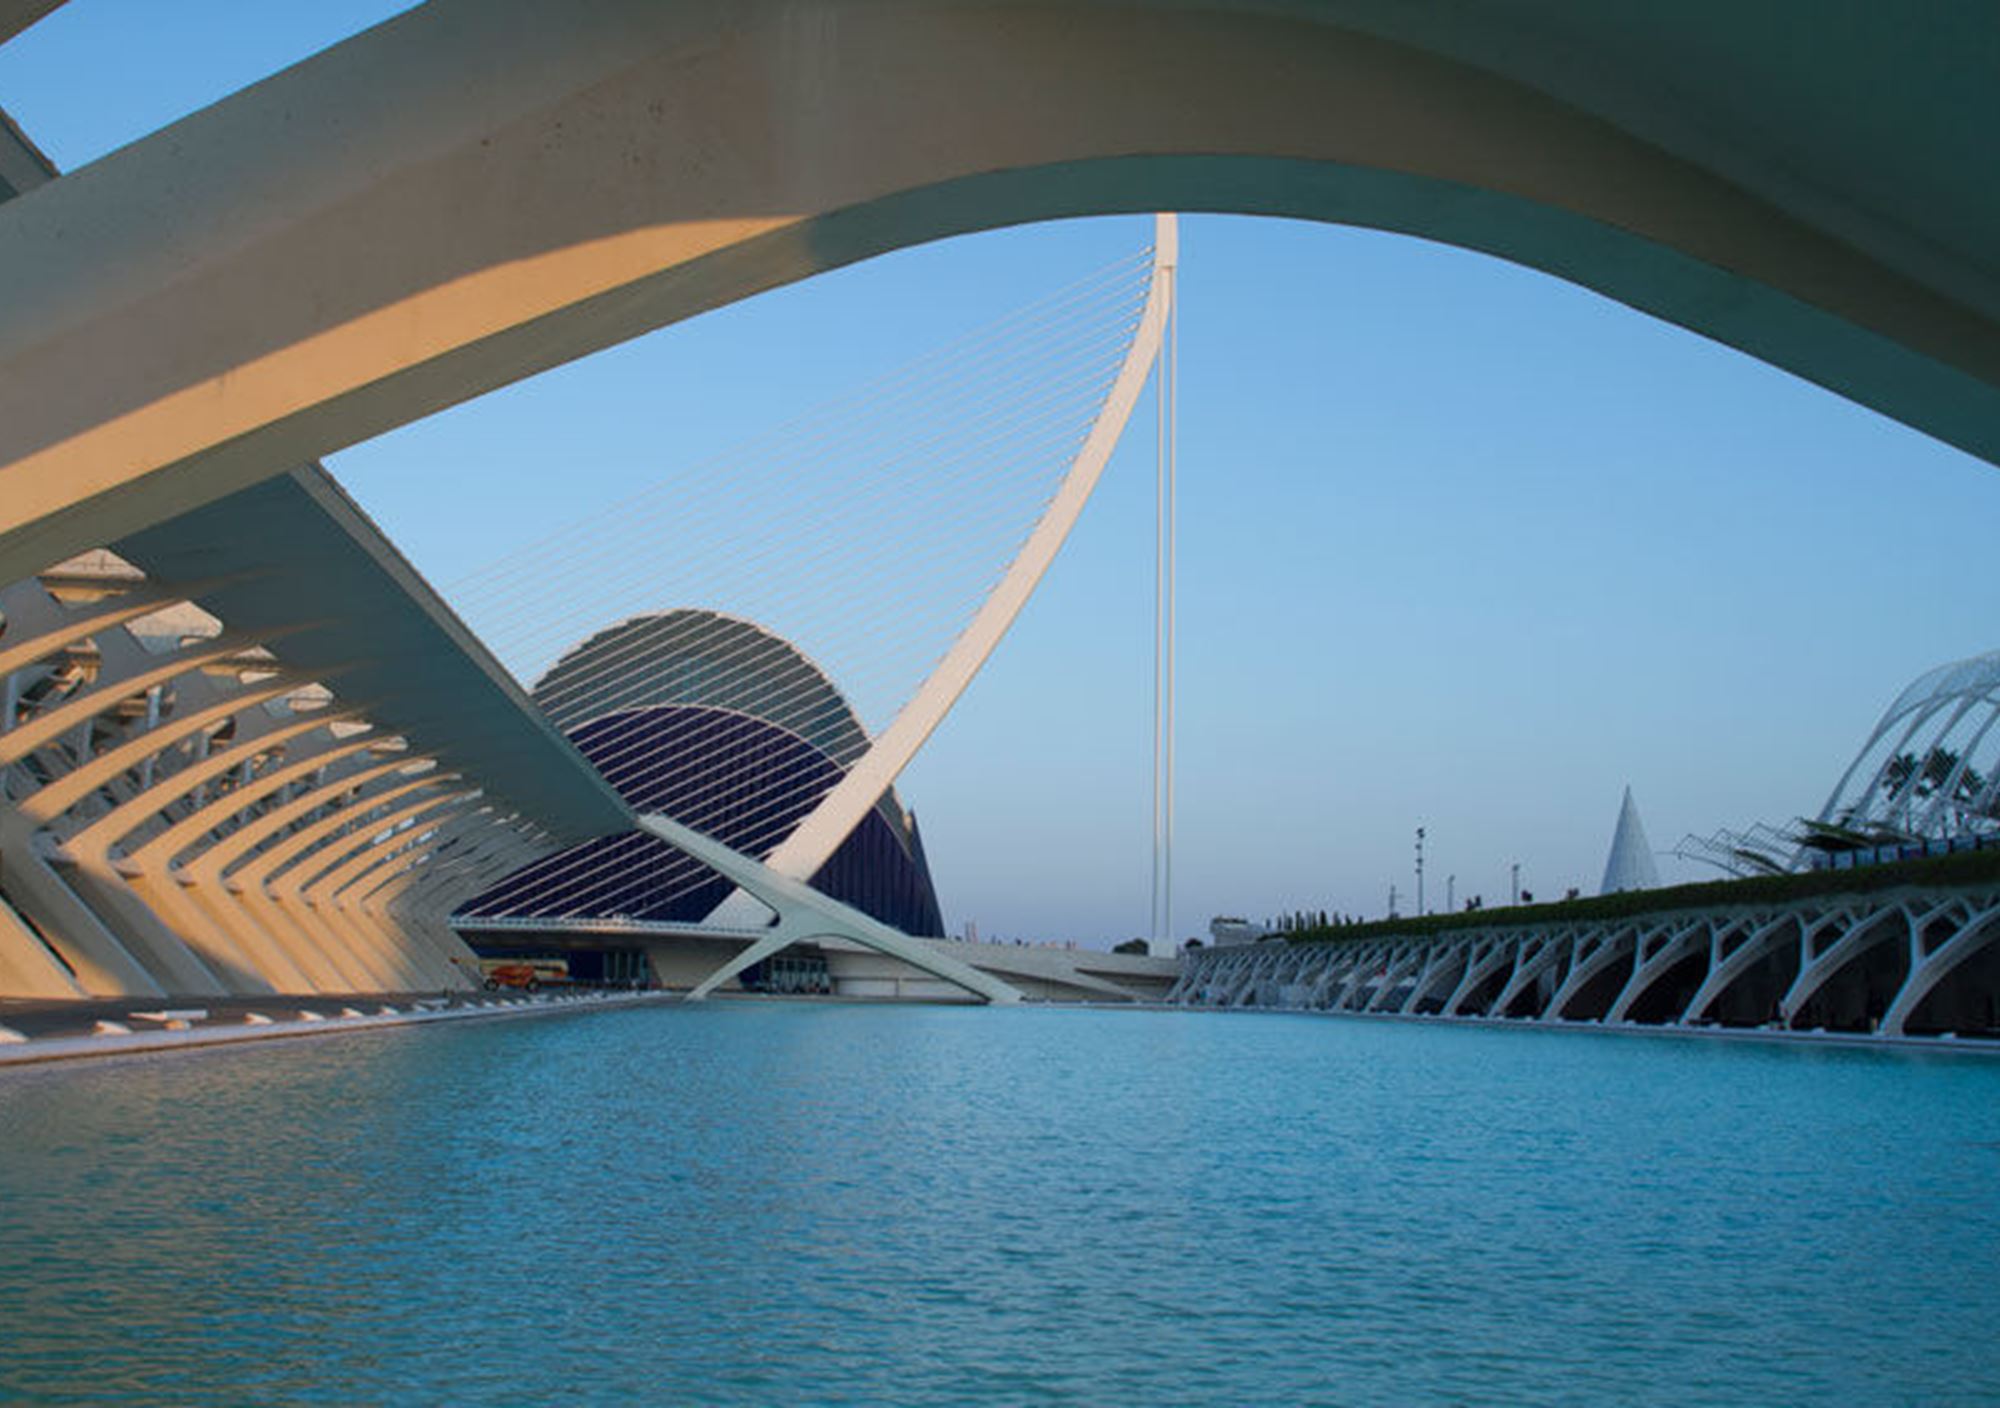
[[1415, 826, 1426, 917], [1510, 862, 1521, 906]]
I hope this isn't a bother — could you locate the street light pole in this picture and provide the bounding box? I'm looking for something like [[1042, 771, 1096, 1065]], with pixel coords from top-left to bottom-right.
[[1510, 862, 1521, 906], [1415, 826, 1426, 917]]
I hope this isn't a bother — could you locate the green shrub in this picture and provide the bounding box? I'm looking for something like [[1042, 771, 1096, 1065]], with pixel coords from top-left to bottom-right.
[[1288, 846, 2000, 947]]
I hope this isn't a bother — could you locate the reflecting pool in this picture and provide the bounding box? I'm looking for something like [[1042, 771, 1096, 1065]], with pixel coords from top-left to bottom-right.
[[2, 1004, 1997, 1404]]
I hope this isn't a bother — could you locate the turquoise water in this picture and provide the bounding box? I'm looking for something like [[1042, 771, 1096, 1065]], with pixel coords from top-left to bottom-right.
[[2, 1005, 1998, 1405]]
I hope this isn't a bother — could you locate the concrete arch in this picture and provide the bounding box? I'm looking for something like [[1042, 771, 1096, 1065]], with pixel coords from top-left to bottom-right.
[[2, 1, 1997, 583], [1681, 914, 1806, 1026], [1403, 943, 1470, 1015], [1445, 939, 1515, 1017], [69, 724, 379, 867], [19, 674, 310, 823], [0, 574, 233, 677], [1602, 919, 1710, 1025], [0, 628, 296, 768], [191, 765, 458, 889], [1545, 925, 1636, 1023], [1782, 908, 1907, 1030], [183, 776, 471, 992], [1880, 901, 2000, 1037]]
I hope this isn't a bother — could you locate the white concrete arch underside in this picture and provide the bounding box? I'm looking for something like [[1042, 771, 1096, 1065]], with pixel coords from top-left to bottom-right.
[[1, 1, 1996, 589]]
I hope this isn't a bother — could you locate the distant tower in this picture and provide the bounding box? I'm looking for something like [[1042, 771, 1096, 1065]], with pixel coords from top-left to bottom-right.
[[1599, 786, 1661, 895]]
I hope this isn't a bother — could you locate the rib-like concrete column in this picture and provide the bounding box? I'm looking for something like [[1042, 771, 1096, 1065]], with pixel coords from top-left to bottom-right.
[[17, 675, 308, 824], [50, 724, 382, 993], [1880, 900, 2000, 1037], [0, 628, 298, 767], [173, 776, 461, 992], [315, 810, 523, 989], [275, 798, 482, 989], [356, 825, 546, 989], [1401, 940, 1471, 1015], [297, 801, 537, 990], [1599, 920, 1708, 1024], [0, 889, 84, 998], [0, 575, 233, 677], [80, 730, 381, 871], [0, 808, 163, 995], [172, 768, 463, 990], [1780, 908, 1906, 1027], [1680, 914, 1804, 1026]]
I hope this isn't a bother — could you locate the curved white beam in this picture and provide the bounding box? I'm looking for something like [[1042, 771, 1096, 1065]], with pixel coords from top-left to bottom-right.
[[0, 574, 238, 677], [1, 3, 1996, 588], [759, 215, 1175, 883], [19, 674, 309, 823], [66, 721, 376, 866], [0, 627, 302, 766], [207, 770, 462, 890]]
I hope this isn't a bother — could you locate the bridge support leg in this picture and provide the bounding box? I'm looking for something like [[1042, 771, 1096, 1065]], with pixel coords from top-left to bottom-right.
[[637, 814, 1021, 1005]]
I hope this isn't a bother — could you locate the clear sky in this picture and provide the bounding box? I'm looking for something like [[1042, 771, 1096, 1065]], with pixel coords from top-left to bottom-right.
[[5, 2, 1998, 946]]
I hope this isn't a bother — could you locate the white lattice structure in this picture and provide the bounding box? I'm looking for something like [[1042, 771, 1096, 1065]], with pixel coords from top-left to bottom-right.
[[1677, 650, 2000, 880], [1819, 649, 2000, 844], [0, 471, 625, 999]]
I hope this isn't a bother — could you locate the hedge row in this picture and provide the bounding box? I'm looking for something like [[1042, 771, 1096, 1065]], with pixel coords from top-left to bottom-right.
[[1287, 845, 2000, 947]]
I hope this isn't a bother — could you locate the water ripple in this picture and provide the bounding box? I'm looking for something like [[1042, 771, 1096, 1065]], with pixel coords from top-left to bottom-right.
[[1, 1006, 1997, 1404]]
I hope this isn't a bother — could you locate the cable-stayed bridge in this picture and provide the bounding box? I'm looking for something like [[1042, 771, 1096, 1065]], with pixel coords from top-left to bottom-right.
[[443, 217, 1179, 1003], [0, 200, 1179, 1009]]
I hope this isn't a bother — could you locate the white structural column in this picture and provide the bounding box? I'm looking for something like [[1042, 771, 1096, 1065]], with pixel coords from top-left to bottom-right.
[[1600, 919, 1707, 1024], [1879, 898, 2000, 1037], [1175, 878, 2000, 1039], [316, 822, 500, 986], [643, 813, 1020, 1005], [15, 674, 310, 824], [359, 824, 544, 984], [59, 726, 385, 992], [205, 782, 455, 993], [276, 799, 486, 990], [0, 628, 297, 769], [0, 893, 84, 997], [0, 575, 238, 677], [1680, 914, 1802, 1024], [184, 775, 470, 992]]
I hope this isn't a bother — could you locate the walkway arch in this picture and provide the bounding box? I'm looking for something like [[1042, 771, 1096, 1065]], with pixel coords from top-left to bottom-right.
[[1, 1, 1995, 582]]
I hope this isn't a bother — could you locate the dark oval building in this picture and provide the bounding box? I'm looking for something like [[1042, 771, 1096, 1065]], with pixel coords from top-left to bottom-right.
[[459, 609, 945, 937]]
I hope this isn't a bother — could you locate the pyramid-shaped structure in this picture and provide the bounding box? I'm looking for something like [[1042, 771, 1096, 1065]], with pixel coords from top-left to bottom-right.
[[1599, 786, 1660, 895]]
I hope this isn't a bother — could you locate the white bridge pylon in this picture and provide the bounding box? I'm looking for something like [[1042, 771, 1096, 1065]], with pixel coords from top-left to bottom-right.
[[639, 812, 1021, 1004], [676, 214, 1179, 1003]]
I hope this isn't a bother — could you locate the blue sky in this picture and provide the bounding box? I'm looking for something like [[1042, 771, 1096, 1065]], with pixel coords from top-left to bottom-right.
[[5, 2, 1998, 944]]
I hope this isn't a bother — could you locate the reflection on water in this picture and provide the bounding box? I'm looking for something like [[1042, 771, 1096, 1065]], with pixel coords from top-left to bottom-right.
[[2, 1005, 1997, 1404]]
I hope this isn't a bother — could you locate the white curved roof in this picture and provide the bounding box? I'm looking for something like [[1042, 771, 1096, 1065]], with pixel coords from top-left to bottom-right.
[[531, 608, 868, 766], [1820, 647, 2000, 839]]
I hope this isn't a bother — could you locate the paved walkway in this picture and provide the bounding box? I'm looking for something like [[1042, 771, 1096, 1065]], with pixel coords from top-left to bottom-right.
[[0, 988, 669, 1067]]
